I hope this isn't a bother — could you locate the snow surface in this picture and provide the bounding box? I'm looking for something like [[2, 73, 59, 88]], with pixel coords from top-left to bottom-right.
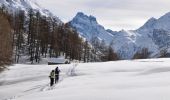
[[1, 58, 170, 100]]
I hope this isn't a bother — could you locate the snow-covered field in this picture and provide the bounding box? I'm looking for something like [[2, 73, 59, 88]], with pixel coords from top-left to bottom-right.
[[1, 58, 170, 100]]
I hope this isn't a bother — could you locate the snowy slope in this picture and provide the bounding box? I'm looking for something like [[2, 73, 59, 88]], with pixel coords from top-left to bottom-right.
[[1, 58, 170, 100], [0, 0, 62, 23], [69, 12, 170, 59]]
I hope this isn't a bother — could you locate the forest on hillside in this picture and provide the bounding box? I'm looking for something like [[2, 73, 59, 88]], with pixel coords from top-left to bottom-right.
[[0, 6, 119, 67]]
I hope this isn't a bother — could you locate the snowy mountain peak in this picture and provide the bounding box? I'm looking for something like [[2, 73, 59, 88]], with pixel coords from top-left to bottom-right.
[[138, 12, 170, 32], [76, 12, 85, 17], [74, 12, 97, 23], [153, 12, 170, 31], [69, 12, 114, 44], [159, 12, 170, 19], [145, 17, 157, 25], [89, 15, 97, 22], [138, 17, 157, 31]]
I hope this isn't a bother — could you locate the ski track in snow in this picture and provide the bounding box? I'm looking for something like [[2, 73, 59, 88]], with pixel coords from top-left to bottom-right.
[[1, 63, 78, 100], [3, 81, 53, 100], [0, 75, 46, 86], [3, 78, 62, 100]]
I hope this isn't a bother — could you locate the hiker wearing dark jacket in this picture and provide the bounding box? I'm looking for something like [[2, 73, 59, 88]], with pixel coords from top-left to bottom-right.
[[49, 70, 55, 86], [55, 67, 60, 83]]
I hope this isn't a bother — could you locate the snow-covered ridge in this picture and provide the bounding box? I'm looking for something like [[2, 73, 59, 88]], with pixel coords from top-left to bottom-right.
[[69, 12, 170, 59], [138, 12, 170, 32], [1, 0, 41, 12], [1, 0, 40, 9], [0, 0, 62, 23]]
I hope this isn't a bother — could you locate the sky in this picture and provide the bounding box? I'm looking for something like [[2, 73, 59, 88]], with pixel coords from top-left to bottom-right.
[[37, 0, 170, 31]]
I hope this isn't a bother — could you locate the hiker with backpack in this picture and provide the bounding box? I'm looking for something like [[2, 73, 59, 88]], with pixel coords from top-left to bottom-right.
[[49, 70, 55, 86], [55, 67, 60, 83]]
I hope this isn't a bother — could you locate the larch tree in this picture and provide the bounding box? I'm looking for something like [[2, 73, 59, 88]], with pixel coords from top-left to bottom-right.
[[0, 11, 13, 66]]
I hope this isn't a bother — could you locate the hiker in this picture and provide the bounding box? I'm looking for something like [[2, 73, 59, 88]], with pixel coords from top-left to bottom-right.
[[49, 70, 55, 86], [55, 67, 60, 83]]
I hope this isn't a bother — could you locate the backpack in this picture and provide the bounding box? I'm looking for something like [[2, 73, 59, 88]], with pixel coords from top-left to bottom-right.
[[50, 71, 55, 78]]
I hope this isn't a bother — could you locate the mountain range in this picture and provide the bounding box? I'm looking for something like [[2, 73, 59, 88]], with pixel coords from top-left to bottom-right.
[[69, 12, 170, 59], [1, 0, 170, 59]]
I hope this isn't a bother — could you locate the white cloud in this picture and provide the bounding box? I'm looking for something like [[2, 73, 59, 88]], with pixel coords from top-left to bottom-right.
[[37, 0, 170, 31]]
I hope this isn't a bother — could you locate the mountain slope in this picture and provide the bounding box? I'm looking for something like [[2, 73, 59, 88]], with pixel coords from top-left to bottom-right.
[[0, 0, 62, 23]]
